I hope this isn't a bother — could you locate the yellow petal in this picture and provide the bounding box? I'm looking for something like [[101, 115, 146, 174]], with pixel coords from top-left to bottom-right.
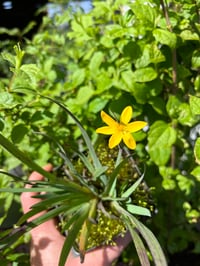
[[101, 111, 117, 127], [108, 133, 122, 148], [122, 133, 136, 149], [120, 106, 132, 124], [96, 126, 115, 135], [127, 121, 147, 133]]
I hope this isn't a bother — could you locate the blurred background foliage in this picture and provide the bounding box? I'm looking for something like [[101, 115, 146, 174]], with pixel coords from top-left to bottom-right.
[[0, 0, 200, 265]]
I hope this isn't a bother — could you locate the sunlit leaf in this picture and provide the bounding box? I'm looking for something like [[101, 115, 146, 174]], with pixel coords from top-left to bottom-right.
[[194, 138, 200, 165]]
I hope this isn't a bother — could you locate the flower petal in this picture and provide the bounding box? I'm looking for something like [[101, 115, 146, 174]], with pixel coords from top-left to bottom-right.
[[122, 133, 136, 149], [96, 126, 115, 135], [101, 111, 117, 126], [127, 121, 147, 133], [108, 133, 122, 148], [120, 106, 132, 124]]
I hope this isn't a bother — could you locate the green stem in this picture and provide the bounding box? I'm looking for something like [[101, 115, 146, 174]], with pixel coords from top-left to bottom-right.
[[160, 0, 178, 92]]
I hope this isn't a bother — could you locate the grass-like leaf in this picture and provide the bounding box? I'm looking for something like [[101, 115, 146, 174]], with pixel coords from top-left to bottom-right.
[[0, 133, 56, 181], [121, 172, 144, 198], [103, 158, 128, 198], [112, 201, 167, 266], [130, 216, 168, 266], [125, 218, 151, 266], [41, 96, 103, 172], [0, 226, 26, 250], [59, 205, 90, 266]]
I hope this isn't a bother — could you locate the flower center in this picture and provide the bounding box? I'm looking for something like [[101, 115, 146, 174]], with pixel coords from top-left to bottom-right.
[[118, 123, 128, 134]]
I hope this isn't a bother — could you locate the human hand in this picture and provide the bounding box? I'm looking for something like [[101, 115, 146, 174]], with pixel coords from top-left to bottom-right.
[[21, 164, 131, 266]]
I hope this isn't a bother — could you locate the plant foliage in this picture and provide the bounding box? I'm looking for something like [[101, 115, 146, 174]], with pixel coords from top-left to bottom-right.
[[0, 0, 200, 264]]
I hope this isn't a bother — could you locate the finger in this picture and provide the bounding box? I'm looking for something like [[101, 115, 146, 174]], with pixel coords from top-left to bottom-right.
[[20, 163, 53, 215], [86, 231, 132, 265], [69, 231, 132, 266]]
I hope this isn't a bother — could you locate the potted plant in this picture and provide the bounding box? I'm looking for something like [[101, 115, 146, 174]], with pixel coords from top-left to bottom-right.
[[0, 97, 167, 266]]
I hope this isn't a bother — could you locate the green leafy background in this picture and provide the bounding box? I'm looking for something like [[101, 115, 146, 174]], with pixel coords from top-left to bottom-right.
[[0, 0, 200, 264]]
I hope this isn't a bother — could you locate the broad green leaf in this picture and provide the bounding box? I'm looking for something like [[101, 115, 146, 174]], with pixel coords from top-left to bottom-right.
[[166, 95, 181, 118], [149, 97, 167, 115], [132, 67, 157, 83], [148, 121, 177, 165], [88, 98, 108, 113], [135, 43, 165, 68], [180, 30, 199, 41], [178, 103, 196, 126], [176, 174, 194, 195], [131, 0, 157, 28], [167, 96, 196, 126], [194, 137, 200, 165], [192, 50, 200, 70], [76, 86, 94, 105], [194, 76, 200, 91], [95, 71, 113, 93], [67, 68, 86, 89], [1, 51, 16, 66], [189, 95, 200, 115], [89, 51, 104, 77], [0, 92, 19, 109], [153, 29, 177, 48], [20, 64, 40, 85], [11, 124, 28, 143], [162, 178, 176, 190], [191, 166, 200, 181]]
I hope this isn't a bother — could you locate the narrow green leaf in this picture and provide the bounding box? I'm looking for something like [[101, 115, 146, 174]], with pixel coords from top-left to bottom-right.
[[24, 205, 70, 230], [113, 202, 150, 266], [59, 206, 89, 266], [112, 201, 167, 266], [93, 166, 108, 179], [0, 187, 62, 193], [103, 157, 128, 197], [126, 204, 151, 217], [0, 170, 23, 181], [75, 151, 95, 175], [0, 133, 56, 181], [0, 226, 26, 250], [121, 173, 144, 198], [126, 220, 150, 266], [131, 216, 168, 266], [41, 96, 102, 172]]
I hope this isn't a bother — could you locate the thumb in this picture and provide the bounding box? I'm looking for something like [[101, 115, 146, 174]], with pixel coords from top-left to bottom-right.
[[20, 163, 53, 217]]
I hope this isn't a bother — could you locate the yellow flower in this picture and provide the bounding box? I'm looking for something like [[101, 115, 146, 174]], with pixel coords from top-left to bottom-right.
[[96, 106, 147, 149]]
